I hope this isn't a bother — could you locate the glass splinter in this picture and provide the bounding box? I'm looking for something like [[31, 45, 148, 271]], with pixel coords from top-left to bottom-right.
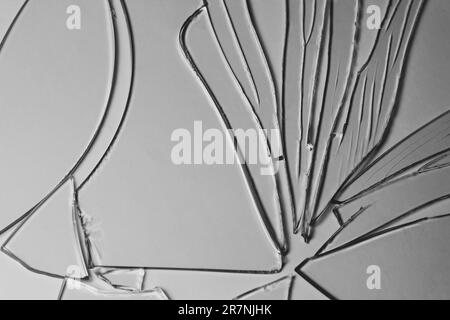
[[96, 268, 146, 292], [233, 275, 294, 300]]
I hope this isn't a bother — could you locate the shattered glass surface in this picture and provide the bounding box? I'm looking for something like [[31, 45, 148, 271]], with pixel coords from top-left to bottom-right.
[[1, 0, 450, 300]]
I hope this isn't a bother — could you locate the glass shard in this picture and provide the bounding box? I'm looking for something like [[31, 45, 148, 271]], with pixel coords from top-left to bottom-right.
[[297, 214, 450, 300], [183, 4, 286, 252], [3, 179, 87, 278], [97, 268, 146, 292], [0, 0, 113, 233], [0, 227, 63, 300]]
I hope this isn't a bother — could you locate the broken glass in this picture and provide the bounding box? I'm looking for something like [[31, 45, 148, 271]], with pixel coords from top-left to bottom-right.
[[1, 0, 449, 300]]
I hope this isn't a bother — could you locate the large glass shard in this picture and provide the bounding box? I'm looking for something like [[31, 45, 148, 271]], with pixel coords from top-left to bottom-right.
[[233, 275, 294, 300], [77, 0, 281, 272], [183, 5, 286, 252], [297, 214, 450, 300], [0, 0, 113, 233], [2, 179, 87, 278]]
